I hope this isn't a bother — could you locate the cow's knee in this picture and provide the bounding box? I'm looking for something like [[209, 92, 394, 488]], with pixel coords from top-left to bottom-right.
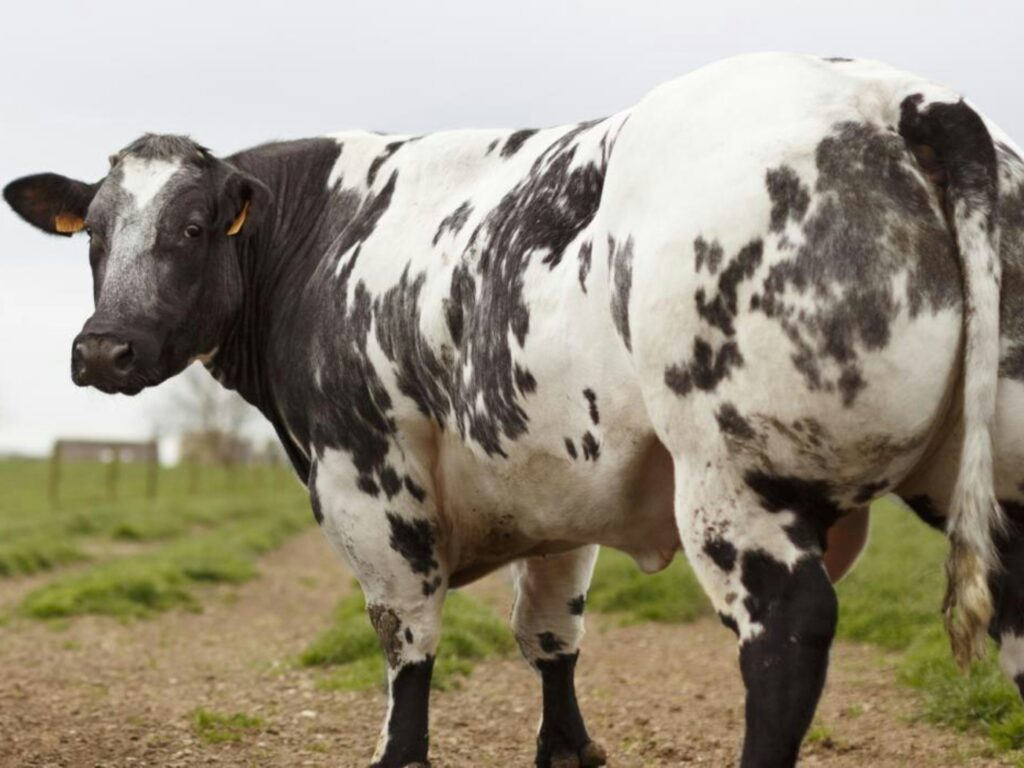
[[511, 555, 591, 664], [512, 547, 606, 768], [364, 587, 444, 768]]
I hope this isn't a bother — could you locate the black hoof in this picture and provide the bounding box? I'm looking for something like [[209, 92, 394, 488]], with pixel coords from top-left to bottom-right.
[[546, 740, 607, 768]]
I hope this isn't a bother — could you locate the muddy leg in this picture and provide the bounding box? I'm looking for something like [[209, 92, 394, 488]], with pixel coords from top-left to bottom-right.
[[365, 599, 443, 768], [511, 546, 607, 768], [311, 454, 446, 768]]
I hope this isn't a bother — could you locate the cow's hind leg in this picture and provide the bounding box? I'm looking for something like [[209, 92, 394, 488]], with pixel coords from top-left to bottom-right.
[[991, 502, 1024, 697], [676, 459, 839, 768], [511, 545, 607, 768]]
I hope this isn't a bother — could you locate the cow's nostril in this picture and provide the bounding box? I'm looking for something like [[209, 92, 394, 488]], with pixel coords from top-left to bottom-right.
[[110, 342, 135, 373]]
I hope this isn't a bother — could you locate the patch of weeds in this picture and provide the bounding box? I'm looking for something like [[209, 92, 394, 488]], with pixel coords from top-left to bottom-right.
[[990, 711, 1024, 753], [898, 628, 1024, 749], [301, 590, 514, 691], [0, 536, 88, 578], [21, 560, 198, 619], [189, 708, 264, 744], [805, 720, 837, 747], [109, 516, 186, 542]]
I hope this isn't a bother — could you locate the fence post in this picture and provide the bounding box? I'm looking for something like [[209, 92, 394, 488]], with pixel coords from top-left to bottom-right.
[[107, 449, 120, 501], [146, 440, 159, 500], [49, 441, 62, 509]]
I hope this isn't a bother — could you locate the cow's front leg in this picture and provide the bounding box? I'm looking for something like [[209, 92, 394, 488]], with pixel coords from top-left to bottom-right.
[[310, 454, 447, 768], [676, 460, 839, 768], [512, 546, 607, 768]]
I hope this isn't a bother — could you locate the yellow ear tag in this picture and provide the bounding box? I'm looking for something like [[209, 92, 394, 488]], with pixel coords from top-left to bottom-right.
[[54, 213, 86, 234], [226, 200, 250, 237]]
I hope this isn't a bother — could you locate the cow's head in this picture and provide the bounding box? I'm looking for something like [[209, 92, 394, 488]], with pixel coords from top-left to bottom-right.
[[3, 134, 271, 394]]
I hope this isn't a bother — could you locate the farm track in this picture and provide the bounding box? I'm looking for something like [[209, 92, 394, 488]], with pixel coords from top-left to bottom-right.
[[0, 529, 1007, 767]]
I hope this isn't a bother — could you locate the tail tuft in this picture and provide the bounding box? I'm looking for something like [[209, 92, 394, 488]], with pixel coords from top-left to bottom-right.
[[944, 535, 997, 669], [900, 93, 1003, 669]]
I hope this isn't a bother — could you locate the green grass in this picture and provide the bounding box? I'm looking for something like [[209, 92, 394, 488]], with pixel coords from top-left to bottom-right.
[[0, 460, 301, 566], [189, 707, 264, 743], [0, 458, 311, 618], [19, 507, 307, 618], [300, 588, 515, 691], [805, 719, 839, 748], [588, 548, 709, 624], [0, 534, 88, 577], [834, 498, 949, 650]]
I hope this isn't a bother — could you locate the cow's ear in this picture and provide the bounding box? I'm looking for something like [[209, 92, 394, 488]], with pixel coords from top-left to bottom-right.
[[221, 170, 273, 238], [3, 173, 101, 237]]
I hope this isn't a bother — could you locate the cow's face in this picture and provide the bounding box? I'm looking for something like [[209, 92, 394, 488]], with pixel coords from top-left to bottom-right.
[[3, 135, 271, 395]]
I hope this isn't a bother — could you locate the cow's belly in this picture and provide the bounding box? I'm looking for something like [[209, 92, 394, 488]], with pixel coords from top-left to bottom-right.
[[435, 423, 679, 583]]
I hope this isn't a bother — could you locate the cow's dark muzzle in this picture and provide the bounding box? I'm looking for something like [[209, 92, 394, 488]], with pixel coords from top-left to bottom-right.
[[71, 328, 149, 395]]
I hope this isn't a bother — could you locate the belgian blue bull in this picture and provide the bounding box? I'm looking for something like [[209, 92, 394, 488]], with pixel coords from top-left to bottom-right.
[[6, 53, 1024, 767]]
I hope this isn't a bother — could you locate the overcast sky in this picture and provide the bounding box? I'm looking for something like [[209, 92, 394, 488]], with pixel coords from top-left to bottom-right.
[[1, 0, 1021, 457]]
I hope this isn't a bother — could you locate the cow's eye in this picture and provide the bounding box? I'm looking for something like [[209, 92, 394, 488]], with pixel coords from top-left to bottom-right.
[[184, 223, 202, 239]]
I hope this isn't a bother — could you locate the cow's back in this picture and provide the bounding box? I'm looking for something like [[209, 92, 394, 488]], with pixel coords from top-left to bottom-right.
[[301, 52, 1012, 576]]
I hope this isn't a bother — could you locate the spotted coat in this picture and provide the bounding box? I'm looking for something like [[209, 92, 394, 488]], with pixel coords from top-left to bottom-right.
[[6, 52, 1024, 768]]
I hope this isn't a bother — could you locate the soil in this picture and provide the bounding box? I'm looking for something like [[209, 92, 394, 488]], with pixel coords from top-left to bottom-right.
[[0, 529, 1008, 767]]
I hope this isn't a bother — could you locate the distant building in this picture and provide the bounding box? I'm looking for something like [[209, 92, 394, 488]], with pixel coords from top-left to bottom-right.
[[49, 439, 160, 502], [54, 439, 159, 465]]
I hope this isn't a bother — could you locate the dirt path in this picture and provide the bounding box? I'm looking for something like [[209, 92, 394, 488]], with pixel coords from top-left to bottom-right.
[[0, 529, 1007, 767]]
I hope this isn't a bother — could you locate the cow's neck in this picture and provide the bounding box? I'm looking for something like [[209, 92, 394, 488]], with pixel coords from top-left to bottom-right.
[[207, 138, 349, 477]]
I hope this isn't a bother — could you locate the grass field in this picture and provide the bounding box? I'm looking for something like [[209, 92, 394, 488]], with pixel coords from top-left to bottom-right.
[[2, 459, 1022, 759], [0, 459, 312, 616]]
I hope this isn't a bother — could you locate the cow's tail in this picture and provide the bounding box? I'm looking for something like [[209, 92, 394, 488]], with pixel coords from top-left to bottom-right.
[[899, 94, 1003, 669]]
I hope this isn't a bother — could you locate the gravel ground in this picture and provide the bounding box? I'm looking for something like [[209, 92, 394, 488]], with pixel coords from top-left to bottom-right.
[[0, 529, 1008, 767]]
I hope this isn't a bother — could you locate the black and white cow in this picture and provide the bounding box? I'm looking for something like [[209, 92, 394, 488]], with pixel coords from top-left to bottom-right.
[[6, 52, 1024, 767]]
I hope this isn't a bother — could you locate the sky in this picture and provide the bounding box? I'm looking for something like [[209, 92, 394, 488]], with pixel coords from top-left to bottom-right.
[[1, 0, 1022, 458]]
